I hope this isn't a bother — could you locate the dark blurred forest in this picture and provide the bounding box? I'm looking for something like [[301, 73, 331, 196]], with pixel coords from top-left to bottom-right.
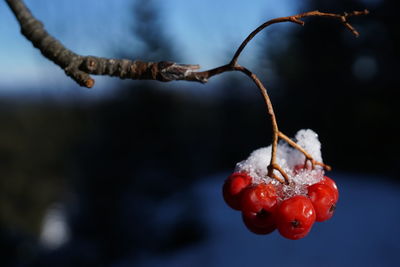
[[0, 0, 398, 266]]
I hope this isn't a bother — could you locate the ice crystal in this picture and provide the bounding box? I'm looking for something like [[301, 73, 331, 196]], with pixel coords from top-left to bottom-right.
[[235, 129, 325, 200]]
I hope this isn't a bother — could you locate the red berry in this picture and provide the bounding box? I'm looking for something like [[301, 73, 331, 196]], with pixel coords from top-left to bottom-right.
[[222, 172, 252, 210], [293, 164, 311, 174], [242, 210, 276, 235], [275, 195, 316, 240], [240, 183, 278, 214], [307, 183, 337, 222], [320, 176, 339, 202]]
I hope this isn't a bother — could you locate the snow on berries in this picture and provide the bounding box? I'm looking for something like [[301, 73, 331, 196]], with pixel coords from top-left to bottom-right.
[[222, 129, 339, 240]]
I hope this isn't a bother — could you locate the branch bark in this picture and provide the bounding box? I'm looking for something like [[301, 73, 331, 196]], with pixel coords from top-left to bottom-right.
[[5, 0, 204, 87]]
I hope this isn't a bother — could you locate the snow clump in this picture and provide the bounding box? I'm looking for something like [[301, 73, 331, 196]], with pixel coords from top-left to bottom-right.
[[235, 129, 325, 200]]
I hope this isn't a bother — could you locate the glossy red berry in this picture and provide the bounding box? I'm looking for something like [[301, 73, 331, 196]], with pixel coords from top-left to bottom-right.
[[320, 176, 339, 202], [240, 183, 278, 214], [222, 172, 252, 210], [307, 183, 337, 222], [242, 210, 276, 235], [276, 195, 316, 240]]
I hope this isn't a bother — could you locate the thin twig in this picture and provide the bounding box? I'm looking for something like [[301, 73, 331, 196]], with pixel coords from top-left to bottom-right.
[[233, 65, 289, 184], [230, 9, 369, 66], [279, 132, 332, 171]]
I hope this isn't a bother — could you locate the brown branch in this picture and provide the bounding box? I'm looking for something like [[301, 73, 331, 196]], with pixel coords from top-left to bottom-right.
[[5, 0, 204, 87], [230, 9, 369, 66], [233, 65, 288, 184], [7, 0, 368, 183], [6, 0, 368, 89]]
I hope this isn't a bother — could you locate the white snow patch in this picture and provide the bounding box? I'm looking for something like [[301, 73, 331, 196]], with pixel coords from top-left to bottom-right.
[[40, 204, 70, 249], [235, 129, 325, 200]]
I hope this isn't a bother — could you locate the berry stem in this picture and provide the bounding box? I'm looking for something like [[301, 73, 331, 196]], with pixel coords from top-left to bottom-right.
[[278, 132, 332, 171], [234, 66, 289, 185], [227, 10, 368, 184]]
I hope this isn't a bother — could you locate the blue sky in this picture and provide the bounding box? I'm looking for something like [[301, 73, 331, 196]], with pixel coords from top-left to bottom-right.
[[0, 0, 303, 97]]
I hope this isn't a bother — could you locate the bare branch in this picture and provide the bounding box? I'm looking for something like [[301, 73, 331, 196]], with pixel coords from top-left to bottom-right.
[[6, 0, 368, 89], [5, 0, 205, 87], [6, 0, 368, 183], [230, 9, 369, 65]]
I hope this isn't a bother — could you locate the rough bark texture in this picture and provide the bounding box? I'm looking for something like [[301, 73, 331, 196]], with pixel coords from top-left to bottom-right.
[[5, 0, 204, 87]]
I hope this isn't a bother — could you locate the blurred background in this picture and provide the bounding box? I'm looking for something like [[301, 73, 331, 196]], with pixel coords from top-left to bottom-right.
[[0, 0, 399, 266]]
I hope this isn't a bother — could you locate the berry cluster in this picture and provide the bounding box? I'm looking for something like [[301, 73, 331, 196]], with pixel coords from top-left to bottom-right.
[[223, 166, 338, 240]]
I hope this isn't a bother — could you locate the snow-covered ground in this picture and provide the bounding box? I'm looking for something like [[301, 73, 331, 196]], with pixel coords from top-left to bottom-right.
[[137, 172, 400, 267]]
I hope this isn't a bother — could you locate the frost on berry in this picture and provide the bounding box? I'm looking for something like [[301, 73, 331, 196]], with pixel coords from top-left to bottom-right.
[[235, 129, 325, 200]]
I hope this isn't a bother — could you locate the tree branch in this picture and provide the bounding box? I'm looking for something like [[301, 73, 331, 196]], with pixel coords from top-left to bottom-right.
[[6, 0, 368, 183], [230, 9, 369, 66], [6, 0, 368, 89], [5, 0, 203, 87]]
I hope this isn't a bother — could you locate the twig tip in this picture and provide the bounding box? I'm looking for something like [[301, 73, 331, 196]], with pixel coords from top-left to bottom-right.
[[85, 78, 95, 88]]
